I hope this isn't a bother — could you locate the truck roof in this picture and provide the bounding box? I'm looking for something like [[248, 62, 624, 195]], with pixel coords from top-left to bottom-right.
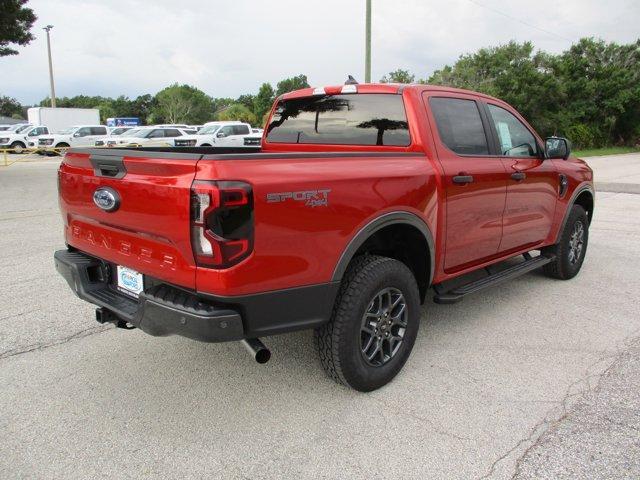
[[280, 82, 503, 104]]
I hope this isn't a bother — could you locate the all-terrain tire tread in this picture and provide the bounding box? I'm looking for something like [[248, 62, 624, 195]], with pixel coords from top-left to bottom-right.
[[542, 205, 588, 279], [314, 255, 413, 388]]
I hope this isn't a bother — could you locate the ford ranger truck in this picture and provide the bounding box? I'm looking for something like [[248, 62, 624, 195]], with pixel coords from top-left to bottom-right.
[[54, 81, 594, 392]]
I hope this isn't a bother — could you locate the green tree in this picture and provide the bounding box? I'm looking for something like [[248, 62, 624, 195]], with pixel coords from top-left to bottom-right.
[[217, 103, 257, 125], [152, 84, 214, 124], [554, 38, 640, 146], [130, 94, 156, 124], [428, 41, 564, 139], [236, 94, 255, 110], [275, 74, 310, 96], [0, 95, 23, 117], [253, 82, 275, 124], [40, 95, 109, 109], [96, 102, 117, 123], [380, 69, 415, 84], [212, 97, 234, 118], [0, 0, 36, 56]]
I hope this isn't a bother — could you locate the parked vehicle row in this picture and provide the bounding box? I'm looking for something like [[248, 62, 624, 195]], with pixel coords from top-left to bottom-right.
[[0, 125, 50, 154], [0, 119, 263, 154], [173, 121, 262, 148], [2, 109, 261, 153]]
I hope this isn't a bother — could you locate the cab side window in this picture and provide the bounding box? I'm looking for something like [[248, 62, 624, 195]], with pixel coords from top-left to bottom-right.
[[233, 125, 250, 135], [487, 104, 538, 157], [29, 127, 46, 136], [148, 129, 165, 138], [91, 127, 107, 135], [429, 97, 489, 155], [76, 127, 92, 137], [218, 126, 234, 136], [164, 129, 182, 137]]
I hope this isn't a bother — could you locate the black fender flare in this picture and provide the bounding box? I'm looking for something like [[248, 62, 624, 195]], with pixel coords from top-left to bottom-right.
[[331, 211, 435, 286], [554, 184, 595, 243]]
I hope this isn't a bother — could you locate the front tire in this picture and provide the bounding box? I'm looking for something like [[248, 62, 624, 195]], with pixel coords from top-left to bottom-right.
[[314, 255, 421, 392], [543, 205, 589, 280], [10, 141, 25, 154]]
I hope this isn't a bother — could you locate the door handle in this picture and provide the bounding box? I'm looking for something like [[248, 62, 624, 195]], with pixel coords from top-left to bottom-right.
[[511, 172, 526, 181], [452, 175, 474, 185]]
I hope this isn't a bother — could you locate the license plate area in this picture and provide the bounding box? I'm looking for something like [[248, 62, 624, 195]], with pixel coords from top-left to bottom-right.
[[116, 265, 144, 298]]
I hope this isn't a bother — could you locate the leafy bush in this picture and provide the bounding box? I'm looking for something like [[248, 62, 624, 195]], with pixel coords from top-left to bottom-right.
[[565, 124, 598, 149]]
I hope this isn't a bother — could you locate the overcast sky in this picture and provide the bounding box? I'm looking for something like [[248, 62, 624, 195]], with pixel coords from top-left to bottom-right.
[[1, 0, 638, 105]]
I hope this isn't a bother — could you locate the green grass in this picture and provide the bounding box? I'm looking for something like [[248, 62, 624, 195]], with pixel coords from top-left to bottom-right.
[[573, 146, 640, 157]]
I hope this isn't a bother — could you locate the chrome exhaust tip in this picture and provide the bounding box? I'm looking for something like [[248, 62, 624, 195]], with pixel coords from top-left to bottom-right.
[[241, 338, 271, 364]]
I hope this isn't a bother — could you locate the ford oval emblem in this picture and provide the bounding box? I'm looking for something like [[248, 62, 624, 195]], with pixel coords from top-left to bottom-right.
[[93, 187, 120, 212]]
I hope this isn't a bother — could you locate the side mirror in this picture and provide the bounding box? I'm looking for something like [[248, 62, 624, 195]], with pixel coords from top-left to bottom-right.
[[216, 132, 226, 138], [73, 132, 81, 138], [545, 136, 571, 160]]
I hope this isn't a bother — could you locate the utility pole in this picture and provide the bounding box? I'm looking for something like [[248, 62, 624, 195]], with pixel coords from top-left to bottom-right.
[[43, 25, 56, 108], [365, 0, 371, 83]]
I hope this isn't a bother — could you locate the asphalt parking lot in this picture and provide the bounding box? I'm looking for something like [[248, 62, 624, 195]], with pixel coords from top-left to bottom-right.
[[1, 155, 639, 479]]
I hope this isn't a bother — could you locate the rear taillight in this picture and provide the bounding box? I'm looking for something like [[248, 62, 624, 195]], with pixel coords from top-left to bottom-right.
[[190, 180, 253, 268]]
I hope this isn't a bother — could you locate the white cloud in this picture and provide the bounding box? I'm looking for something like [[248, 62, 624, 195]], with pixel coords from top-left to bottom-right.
[[1, 0, 638, 105]]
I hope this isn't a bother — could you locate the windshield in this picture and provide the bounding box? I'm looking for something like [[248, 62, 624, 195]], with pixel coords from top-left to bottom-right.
[[198, 125, 221, 135], [121, 128, 143, 137], [10, 124, 31, 133], [266, 93, 410, 146], [111, 127, 131, 135], [128, 129, 152, 138]]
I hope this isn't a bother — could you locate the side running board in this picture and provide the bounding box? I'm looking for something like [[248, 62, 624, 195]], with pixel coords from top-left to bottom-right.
[[433, 253, 555, 304]]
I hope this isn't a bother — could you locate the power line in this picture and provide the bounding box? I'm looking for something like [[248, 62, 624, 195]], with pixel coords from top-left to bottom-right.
[[466, 0, 572, 42]]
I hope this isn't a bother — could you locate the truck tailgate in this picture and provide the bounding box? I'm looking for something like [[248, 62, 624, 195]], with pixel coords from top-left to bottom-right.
[[58, 149, 201, 289]]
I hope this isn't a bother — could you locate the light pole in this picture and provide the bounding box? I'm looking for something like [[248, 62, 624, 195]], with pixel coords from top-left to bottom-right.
[[365, 0, 371, 83], [43, 25, 56, 108]]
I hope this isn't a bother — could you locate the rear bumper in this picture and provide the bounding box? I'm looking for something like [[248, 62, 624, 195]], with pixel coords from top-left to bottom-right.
[[54, 249, 244, 342]]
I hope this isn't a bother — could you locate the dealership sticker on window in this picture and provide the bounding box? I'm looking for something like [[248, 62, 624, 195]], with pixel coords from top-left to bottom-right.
[[497, 122, 513, 152]]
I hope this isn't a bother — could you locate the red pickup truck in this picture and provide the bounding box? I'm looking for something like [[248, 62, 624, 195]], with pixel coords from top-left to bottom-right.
[[54, 81, 594, 391]]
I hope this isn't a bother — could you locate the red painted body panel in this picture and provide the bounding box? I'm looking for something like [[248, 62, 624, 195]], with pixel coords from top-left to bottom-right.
[[57, 84, 593, 299], [59, 151, 199, 289], [194, 155, 438, 295]]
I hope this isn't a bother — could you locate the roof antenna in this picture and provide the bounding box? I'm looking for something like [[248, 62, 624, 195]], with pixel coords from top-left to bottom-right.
[[345, 75, 359, 85]]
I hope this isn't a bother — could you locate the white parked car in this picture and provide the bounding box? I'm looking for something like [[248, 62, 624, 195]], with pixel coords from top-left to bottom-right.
[[0, 125, 49, 153], [173, 122, 260, 148], [107, 127, 190, 147], [95, 127, 136, 146], [109, 126, 135, 136], [153, 124, 189, 129], [38, 125, 110, 154]]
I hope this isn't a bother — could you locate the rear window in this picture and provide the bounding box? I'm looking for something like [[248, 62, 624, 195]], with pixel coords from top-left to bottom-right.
[[266, 94, 410, 146]]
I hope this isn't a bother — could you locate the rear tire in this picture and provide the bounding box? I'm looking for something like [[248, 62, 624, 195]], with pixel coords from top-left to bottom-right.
[[314, 255, 421, 392], [542, 205, 589, 280], [54, 143, 70, 156]]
